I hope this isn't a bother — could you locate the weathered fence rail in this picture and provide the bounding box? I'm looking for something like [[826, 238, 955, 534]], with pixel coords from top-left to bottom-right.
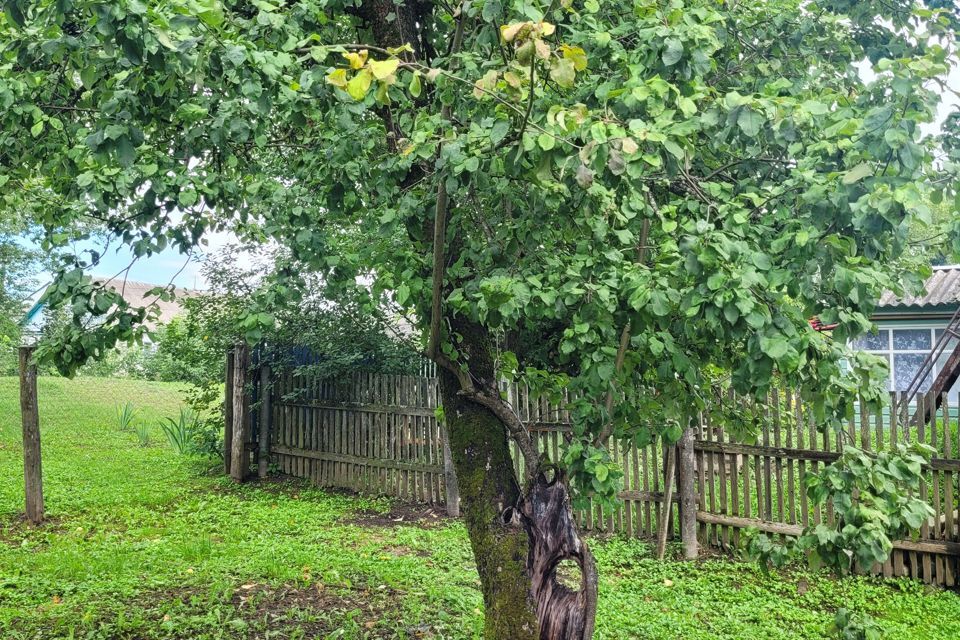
[[227, 353, 960, 587]]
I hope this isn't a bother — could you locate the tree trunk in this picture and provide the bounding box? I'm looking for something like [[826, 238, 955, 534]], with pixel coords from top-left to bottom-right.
[[438, 320, 597, 639]]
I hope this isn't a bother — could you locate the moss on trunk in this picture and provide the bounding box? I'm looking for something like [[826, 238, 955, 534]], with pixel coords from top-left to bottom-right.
[[439, 367, 540, 638]]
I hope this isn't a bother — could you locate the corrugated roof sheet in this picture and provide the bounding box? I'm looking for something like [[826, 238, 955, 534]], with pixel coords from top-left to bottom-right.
[[878, 265, 960, 308]]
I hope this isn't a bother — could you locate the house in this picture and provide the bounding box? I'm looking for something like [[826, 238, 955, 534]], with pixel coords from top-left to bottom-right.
[[854, 265, 960, 404], [21, 278, 199, 341]]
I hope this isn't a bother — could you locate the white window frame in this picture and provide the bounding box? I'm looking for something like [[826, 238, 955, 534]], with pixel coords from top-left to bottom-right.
[[855, 324, 958, 396]]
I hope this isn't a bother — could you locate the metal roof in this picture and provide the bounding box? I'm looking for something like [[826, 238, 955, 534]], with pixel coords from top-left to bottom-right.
[[879, 265, 960, 308]]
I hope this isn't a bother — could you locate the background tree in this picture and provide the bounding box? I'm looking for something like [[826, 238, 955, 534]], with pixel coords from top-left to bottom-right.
[[2, 0, 959, 637]]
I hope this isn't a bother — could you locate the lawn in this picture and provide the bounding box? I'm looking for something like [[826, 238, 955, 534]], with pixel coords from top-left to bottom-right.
[[2, 376, 960, 639]]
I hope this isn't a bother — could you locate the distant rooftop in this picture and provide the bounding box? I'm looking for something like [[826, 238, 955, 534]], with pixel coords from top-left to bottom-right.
[[93, 278, 200, 329], [878, 265, 960, 309]]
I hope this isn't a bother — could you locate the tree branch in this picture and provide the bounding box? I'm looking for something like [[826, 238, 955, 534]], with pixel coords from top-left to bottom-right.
[[426, 0, 469, 361], [594, 200, 654, 447]]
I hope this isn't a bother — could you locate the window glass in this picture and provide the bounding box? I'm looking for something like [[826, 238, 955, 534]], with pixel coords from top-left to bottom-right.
[[854, 330, 888, 351], [936, 328, 959, 350], [894, 353, 932, 392], [893, 329, 931, 351]]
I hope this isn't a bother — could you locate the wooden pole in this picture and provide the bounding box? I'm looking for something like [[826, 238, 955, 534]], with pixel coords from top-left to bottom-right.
[[19, 346, 43, 524], [258, 363, 271, 479], [230, 342, 249, 482], [224, 348, 235, 476], [441, 421, 460, 517], [678, 425, 698, 560], [656, 442, 677, 560]]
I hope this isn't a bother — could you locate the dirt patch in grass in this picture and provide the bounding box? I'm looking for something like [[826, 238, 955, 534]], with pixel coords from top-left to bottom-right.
[[346, 502, 452, 529], [0, 514, 67, 548], [230, 582, 403, 638]]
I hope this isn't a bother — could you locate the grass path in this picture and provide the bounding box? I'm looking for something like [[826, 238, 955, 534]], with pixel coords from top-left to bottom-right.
[[1, 376, 959, 639]]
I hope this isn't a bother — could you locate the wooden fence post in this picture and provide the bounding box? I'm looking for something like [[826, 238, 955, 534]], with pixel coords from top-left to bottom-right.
[[19, 346, 43, 525], [230, 343, 249, 482], [441, 422, 460, 517], [258, 363, 271, 479], [224, 348, 235, 476], [656, 442, 677, 560], [678, 425, 698, 560]]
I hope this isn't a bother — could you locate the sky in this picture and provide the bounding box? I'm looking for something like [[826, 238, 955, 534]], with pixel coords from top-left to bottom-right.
[[63, 226, 238, 291], [24, 47, 960, 297]]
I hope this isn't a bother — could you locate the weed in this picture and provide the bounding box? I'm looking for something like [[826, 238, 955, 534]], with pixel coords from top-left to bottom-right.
[[159, 407, 198, 455], [114, 402, 138, 431], [135, 421, 151, 447]]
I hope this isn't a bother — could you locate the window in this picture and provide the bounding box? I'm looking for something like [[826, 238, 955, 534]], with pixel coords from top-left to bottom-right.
[[893, 329, 931, 350], [854, 326, 955, 398]]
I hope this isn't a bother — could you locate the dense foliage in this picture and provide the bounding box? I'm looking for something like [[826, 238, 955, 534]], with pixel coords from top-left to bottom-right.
[[3, 0, 959, 635], [3, 0, 956, 499]]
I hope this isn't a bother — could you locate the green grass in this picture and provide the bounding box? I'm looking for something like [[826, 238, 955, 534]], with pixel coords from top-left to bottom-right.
[[1, 376, 960, 639]]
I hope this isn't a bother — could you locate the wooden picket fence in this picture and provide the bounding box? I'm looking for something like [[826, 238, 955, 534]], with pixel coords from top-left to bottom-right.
[[226, 349, 960, 587]]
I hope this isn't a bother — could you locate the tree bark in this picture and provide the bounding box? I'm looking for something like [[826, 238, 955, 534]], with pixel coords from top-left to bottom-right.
[[678, 426, 698, 560], [230, 343, 249, 482], [19, 346, 43, 525], [438, 318, 597, 639]]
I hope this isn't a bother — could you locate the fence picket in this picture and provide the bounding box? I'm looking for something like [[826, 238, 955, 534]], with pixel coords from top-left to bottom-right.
[[250, 358, 960, 586]]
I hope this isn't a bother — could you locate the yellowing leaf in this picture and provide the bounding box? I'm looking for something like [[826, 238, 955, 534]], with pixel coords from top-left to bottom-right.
[[425, 68, 442, 83], [325, 68, 348, 88], [621, 137, 639, 155], [342, 49, 368, 70], [503, 71, 523, 88], [374, 81, 390, 104], [369, 58, 400, 81], [501, 22, 529, 43], [347, 68, 373, 101], [386, 43, 414, 55], [550, 58, 576, 88], [534, 38, 551, 60], [473, 70, 498, 98], [561, 45, 588, 71], [539, 21, 556, 36]]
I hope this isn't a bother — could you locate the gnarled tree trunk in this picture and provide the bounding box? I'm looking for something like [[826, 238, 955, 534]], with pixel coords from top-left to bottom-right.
[[438, 319, 598, 639]]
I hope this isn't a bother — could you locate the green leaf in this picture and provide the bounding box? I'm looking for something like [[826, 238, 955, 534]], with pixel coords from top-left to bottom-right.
[[594, 463, 608, 482], [396, 283, 410, 305], [842, 162, 873, 184], [80, 66, 97, 89], [662, 139, 684, 161], [408, 72, 422, 98], [801, 99, 829, 115], [490, 120, 511, 145], [178, 188, 199, 207], [737, 109, 764, 137], [30, 120, 43, 137], [759, 336, 789, 359], [537, 133, 555, 150], [662, 38, 683, 66]]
